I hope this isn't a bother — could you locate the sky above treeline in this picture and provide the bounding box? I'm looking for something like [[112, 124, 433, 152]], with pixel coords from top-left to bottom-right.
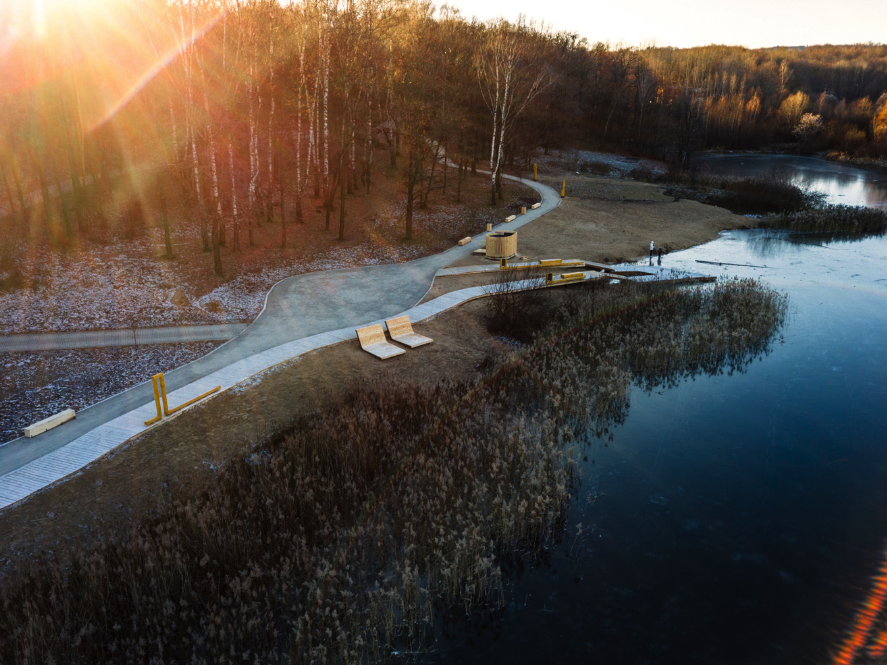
[[445, 0, 887, 48]]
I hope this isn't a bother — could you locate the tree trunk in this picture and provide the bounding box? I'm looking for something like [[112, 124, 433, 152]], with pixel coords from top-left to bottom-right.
[[322, 25, 329, 203], [228, 139, 239, 251], [10, 159, 28, 229], [211, 210, 223, 277], [279, 151, 286, 249], [338, 174, 346, 241], [34, 155, 51, 229], [405, 147, 415, 240], [159, 178, 174, 259], [442, 141, 447, 194], [52, 167, 72, 238], [1, 165, 17, 222]]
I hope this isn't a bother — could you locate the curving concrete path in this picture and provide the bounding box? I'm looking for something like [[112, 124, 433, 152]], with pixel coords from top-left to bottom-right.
[[0, 324, 249, 353], [0, 173, 562, 493]]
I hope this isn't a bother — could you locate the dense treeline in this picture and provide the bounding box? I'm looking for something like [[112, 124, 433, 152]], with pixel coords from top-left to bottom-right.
[[2, 1, 887, 277]]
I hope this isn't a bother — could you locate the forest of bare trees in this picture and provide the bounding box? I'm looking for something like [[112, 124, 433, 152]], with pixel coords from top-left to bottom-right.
[[3, 0, 887, 276]]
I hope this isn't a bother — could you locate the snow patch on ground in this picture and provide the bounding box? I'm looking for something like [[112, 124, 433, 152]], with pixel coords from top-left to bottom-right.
[[0, 342, 221, 443], [0, 196, 517, 335]]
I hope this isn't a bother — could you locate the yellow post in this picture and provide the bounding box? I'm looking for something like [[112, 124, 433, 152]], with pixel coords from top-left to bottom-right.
[[561, 180, 566, 197], [533, 163, 537, 181], [143, 371, 220, 425], [157, 373, 170, 415], [144, 374, 165, 426], [166, 386, 222, 415], [500, 258, 508, 270], [521, 206, 526, 214]]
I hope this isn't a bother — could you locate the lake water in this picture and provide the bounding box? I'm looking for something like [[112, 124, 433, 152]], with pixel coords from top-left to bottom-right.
[[695, 154, 887, 209], [434, 163, 887, 664]]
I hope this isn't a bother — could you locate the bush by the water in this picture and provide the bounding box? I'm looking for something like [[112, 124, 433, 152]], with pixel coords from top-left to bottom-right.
[[628, 166, 822, 215], [758, 203, 887, 236], [0, 277, 788, 664]]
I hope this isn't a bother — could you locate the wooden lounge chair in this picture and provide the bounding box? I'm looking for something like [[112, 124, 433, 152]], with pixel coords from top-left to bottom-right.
[[385, 316, 433, 348], [356, 324, 406, 360]]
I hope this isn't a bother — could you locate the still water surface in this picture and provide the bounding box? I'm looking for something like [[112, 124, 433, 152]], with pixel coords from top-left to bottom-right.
[[696, 154, 887, 209], [435, 172, 887, 663]]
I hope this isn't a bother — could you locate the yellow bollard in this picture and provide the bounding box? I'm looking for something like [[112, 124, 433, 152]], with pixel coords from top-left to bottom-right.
[[144, 373, 167, 426], [533, 163, 537, 181], [561, 180, 566, 197], [521, 206, 526, 214], [487, 223, 492, 231], [143, 371, 220, 425]]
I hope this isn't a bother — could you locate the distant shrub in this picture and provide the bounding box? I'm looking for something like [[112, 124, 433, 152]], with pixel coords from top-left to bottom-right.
[[759, 204, 887, 236], [649, 167, 823, 214]]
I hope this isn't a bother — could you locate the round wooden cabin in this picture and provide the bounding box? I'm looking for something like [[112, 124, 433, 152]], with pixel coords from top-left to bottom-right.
[[485, 231, 517, 259]]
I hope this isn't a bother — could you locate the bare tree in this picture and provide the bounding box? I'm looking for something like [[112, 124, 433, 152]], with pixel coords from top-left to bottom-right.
[[477, 18, 554, 205]]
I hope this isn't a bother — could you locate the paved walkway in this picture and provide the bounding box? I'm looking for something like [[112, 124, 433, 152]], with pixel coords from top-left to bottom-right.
[[0, 173, 562, 506], [0, 324, 248, 352]]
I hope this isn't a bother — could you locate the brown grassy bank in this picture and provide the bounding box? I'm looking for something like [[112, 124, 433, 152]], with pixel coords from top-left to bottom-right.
[[444, 174, 748, 277]]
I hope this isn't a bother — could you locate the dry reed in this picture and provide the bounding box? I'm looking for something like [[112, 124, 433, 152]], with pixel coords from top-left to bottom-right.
[[0, 277, 788, 664]]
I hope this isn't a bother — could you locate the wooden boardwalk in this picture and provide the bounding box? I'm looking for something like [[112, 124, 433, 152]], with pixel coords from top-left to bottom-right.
[[435, 259, 587, 277]]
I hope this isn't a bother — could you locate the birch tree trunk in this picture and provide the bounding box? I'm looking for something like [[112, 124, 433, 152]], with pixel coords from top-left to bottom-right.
[[296, 28, 306, 223], [228, 139, 239, 250], [247, 20, 256, 246], [267, 15, 275, 224], [322, 19, 330, 221]]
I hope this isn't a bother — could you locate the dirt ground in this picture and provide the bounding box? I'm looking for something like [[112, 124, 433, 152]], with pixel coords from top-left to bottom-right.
[[0, 300, 505, 562]]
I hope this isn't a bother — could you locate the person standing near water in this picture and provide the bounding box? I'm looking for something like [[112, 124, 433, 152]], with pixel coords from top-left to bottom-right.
[[649, 241, 655, 265], [657, 246, 663, 265]]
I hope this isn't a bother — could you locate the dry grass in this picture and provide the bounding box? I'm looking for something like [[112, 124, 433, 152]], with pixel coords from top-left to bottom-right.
[[758, 204, 887, 237], [0, 276, 788, 664], [447, 174, 748, 271]]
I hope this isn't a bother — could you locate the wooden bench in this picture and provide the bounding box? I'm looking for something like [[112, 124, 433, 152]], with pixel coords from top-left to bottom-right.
[[385, 316, 433, 348], [531, 202, 541, 210], [504, 214, 517, 222], [457, 236, 472, 246], [560, 272, 585, 281], [356, 324, 406, 359], [24, 409, 75, 437], [539, 259, 563, 267]]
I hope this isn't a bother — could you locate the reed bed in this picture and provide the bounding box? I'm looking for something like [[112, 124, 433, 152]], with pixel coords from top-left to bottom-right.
[[0, 277, 788, 665], [629, 166, 821, 215], [758, 203, 887, 237]]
